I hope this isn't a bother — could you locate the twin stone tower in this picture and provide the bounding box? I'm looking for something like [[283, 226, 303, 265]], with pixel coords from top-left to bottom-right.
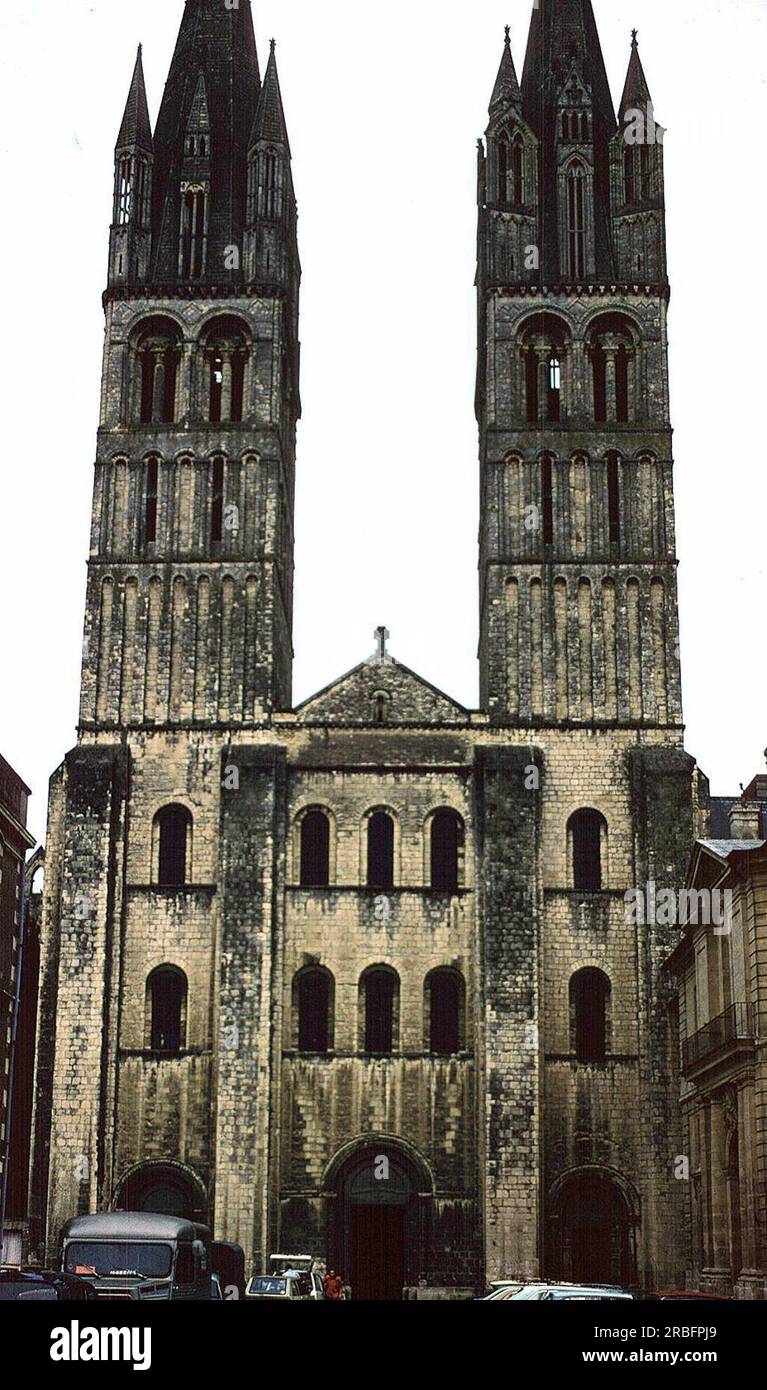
[[30, 0, 707, 1297]]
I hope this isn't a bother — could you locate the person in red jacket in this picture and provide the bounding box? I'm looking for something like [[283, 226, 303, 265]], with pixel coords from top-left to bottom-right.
[[323, 1269, 344, 1300]]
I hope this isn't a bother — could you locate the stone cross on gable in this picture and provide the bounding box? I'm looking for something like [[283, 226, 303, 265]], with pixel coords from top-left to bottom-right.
[[374, 626, 390, 661]]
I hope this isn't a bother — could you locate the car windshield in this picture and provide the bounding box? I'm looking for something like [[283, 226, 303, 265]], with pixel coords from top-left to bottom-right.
[[249, 1277, 286, 1295], [508, 1286, 545, 1299], [0, 1282, 59, 1301], [64, 1241, 173, 1279]]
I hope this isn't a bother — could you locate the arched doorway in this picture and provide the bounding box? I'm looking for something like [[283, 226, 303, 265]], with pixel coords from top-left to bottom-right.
[[547, 1169, 637, 1288], [114, 1162, 208, 1225], [326, 1141, 431, 1302]]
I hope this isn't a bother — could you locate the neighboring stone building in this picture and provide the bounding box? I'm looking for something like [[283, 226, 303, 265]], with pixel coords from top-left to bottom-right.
[[0, 755, 35, 1265], [664, 774, 767, 1299], [31, 0, 711, 1297]]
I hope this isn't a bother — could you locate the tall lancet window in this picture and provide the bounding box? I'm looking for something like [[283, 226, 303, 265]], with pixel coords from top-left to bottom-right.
[[567, 163, 586, 278], [511, 135, 524, 204], [497, 132, 524, 205], [117, 157, 132, 225], [179, 186, 208, 280], [258, 150, 282, 220], [497, 131, 509, 202]]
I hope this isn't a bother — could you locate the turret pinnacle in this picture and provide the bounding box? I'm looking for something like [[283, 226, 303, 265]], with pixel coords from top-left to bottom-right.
[[116, 45, 153, 153], [618, 30, 653, 121], [489, 25, 521, 111], [250, 41, 291, 153]]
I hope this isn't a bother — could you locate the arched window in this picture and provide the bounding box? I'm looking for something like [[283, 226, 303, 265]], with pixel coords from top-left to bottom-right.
[[372, 691, 391, 725], [295, 966, 334, 1053], [203, 317, 248, 424], [569, 809, 606, 892], [570, 968, 610, 1062], [566, 163, 586, 278], [607, 452, 621, 544], [587, 316, 636, 424], [136, 320, 181, 425], [519, 316, 570, 426], [147, 966, 188, 1053], [144, 456, 159, 544], [426, 968, 464, 1055], [155, 805, 192, 887], [430, 810, 463, 892], [367, 811, 395, 889], [541, 454, 554, 546], [581, 112, 590, 142], [562, 113, 570, 142], [361, 967, 399, 1055], [299, 810, 331, 888]]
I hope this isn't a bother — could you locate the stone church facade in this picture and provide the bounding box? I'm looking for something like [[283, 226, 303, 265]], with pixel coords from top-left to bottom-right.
[[30, 0, 710, 1297]]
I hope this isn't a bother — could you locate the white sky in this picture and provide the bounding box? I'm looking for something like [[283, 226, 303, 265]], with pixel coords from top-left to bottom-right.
[[1, 0, 765, 844]]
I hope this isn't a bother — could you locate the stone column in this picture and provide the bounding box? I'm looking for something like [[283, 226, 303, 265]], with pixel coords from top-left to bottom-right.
[[176, 343, 193, 422], [708, 1098, 731, 1277], [220, 348, 233, 423], [570, 340, 585, 417], [152, 350, 166, 423], [627, 350, 637, 422], [242, 349, 254, 421], [604, 346, 618, 423], [537, 350, 550, 424], [737, 1083, 761, 1282]]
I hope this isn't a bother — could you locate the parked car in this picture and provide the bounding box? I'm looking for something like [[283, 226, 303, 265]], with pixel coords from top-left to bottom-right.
[[268, 1254, 324, 1300], [0, 1269, 98, 1301], [488, 1282, 634, 1301], [245, 1273, 316, 1301]]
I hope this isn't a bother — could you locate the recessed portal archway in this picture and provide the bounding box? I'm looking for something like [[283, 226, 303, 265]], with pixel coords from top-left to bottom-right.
[[547, 1168, 638, 1288], [325, 1140, 432, 1301], [113, 1161, 208, 1225]]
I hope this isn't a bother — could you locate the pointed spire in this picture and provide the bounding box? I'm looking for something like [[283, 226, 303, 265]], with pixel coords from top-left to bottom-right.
[[618, 29, 653, 121], [150, 0, 261, 283], [490, 25, 521, 111], [250, 40, 291, 153], [521, 0, 616, 135], [116, 45, 153, 152]]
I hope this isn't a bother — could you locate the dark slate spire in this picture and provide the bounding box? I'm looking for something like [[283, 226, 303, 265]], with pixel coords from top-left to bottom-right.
[[250, 41, 291, 154], [151, 0, 261, 283], [490, 26, 522, 111], [521, 0, 615, 134], [521, 0, 617, 280], [618, 30, 653, 121], [116, 45, 153, 153]]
